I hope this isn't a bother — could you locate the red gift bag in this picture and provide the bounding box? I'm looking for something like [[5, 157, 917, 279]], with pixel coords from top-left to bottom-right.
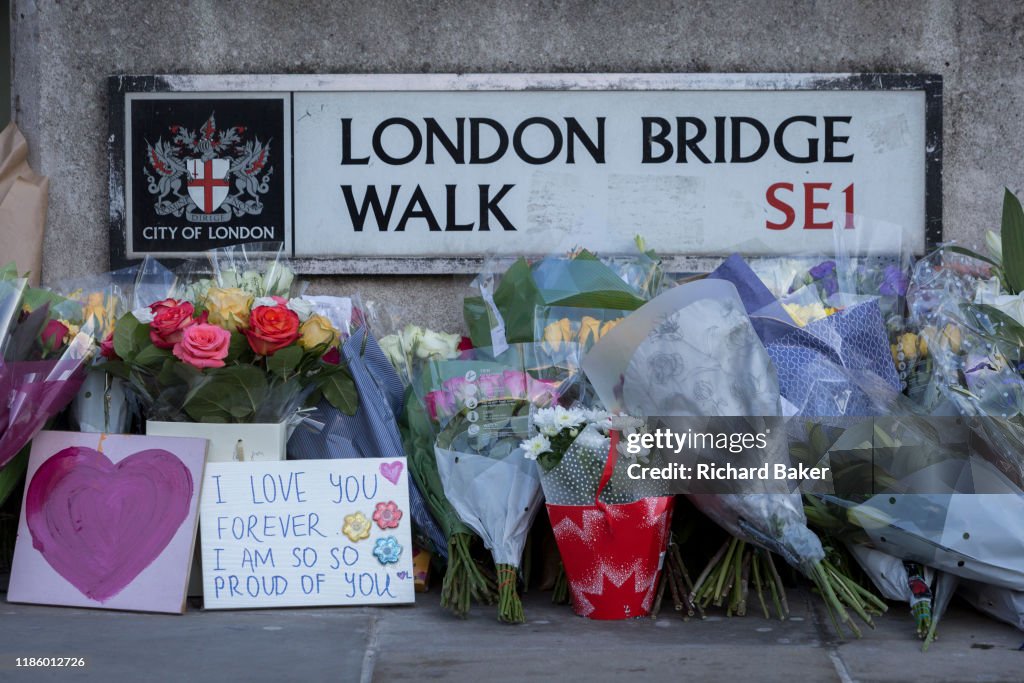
[[547, 431, 675, 619]]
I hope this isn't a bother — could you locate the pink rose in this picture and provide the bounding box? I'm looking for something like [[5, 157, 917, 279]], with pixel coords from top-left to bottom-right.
[[477, 372, 504, 399], [172, 323, 231, 369], [501, 370, 528, 398], [424, 390, 456, 422], [528, 377, 560, 405], [149, 298, 196, 349]]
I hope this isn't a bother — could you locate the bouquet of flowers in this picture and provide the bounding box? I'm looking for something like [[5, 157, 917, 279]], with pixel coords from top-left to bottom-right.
[[103, 246, 356, 425], [463, 237, 663, 351], [583, 277, 879, 636], [417, 344, 571, 622], [48, 257, 178, 433], [524, 407, 675, 619], [0, 264, 95, 504]]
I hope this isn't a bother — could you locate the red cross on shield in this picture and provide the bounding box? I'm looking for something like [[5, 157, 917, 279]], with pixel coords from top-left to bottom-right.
[[186, 158, 230, 213]]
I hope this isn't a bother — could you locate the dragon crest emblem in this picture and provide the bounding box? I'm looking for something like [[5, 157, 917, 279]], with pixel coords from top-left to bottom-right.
[[144, 112, 273, 223]]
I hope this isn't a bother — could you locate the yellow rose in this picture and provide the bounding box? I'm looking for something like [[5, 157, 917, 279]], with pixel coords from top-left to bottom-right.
[[299, 314, 339, 350], [543, 318, 572, 351], [205, 287, 253, 331], [891, 332, 919, 366], [578, 316, 601, 347], [599, 318, 622, 339], [942, 324, 961, 354]]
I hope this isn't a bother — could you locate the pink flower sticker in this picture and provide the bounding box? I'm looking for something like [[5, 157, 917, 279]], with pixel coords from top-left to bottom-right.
[[372, 501, 403, 530]]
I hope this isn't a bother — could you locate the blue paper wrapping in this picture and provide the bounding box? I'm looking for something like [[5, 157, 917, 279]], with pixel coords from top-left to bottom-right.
[[709, 254, 900, 416]]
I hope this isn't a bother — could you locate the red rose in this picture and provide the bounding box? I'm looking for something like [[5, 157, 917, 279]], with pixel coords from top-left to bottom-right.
[[41, 319, 69, 351], [322, 347, 341, 365], [245, 304, 300, 356], [100, 331, 119, 360], [149, 298, 196, 349], [458, 336, 473, 351]]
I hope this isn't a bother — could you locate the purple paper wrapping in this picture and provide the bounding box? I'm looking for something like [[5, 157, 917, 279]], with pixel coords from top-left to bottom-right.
[[0, 358, 87, 468]]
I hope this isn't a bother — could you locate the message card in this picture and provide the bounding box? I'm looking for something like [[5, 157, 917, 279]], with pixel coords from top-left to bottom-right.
[[200, 457, 414, 609]]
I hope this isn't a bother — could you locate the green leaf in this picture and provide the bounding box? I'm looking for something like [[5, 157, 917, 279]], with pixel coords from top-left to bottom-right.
[[317, 367, 359, 416], [966, 303, 1024, 346], [266, 345, 303, 377], [946, 245, 1000, 268], [1001, 189, 1024, 294], [99, 360, 131, 380], [133, 343, 172, 370], [225, 332, 252, 363], [184, 365, 268, 423], [113, 312, 143, 360]]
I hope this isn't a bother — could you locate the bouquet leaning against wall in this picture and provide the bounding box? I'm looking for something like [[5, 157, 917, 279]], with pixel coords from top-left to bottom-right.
[[102, 244, 357, 461]]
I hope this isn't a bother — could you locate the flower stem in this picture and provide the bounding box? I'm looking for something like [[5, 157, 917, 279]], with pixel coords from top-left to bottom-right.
[[496, 563, 525, 624]]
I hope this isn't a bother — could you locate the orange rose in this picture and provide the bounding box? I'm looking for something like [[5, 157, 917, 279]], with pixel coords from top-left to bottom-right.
[[245, 304, 300, 356]]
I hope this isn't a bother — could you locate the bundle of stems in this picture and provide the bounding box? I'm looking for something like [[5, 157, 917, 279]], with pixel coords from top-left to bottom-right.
[[652, 539, 702, 619], [689, 538, 788, 620], [552, 562, 570, 604], [440, 532, 497, 618], [496, 564, 525, 624]]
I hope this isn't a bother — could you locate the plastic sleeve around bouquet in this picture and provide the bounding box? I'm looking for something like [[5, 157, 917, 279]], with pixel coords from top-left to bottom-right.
[[0, 332, 93, 468], [584, 277, 825, 570], [463, 245, 661, 350], [802, 410, 1024, 591], [416, 343, 575, 429], [538, 422, 669, 506], [207, 241, 300, 298], [433, 400, 544, 567]]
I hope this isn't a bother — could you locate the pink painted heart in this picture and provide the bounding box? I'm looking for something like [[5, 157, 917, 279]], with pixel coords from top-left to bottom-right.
[[25, 446, 194, 603], [379, 460, 403, 485]]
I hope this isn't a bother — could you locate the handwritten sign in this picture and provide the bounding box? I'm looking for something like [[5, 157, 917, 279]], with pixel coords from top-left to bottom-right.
[[199, 458, 414, 609]]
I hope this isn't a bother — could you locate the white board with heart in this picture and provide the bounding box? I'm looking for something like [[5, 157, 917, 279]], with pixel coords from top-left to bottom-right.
[[199, 457, 415, 609]]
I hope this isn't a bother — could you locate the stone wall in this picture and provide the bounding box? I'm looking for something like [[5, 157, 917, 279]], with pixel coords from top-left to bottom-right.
[[11, 0, 1024, 329]]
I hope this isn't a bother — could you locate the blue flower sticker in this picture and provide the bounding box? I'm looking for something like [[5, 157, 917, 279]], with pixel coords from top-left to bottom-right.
[[373, 536, 403, 565]]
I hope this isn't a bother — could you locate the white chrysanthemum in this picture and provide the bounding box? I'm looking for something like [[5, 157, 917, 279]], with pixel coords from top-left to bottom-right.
[[520, 434, 551, 460], [553, 406, 586, 431]]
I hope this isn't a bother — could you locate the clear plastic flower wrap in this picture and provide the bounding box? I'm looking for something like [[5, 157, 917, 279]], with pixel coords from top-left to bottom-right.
[[417, 343, 575, 622], [462, 237, 664, 351], [46, 257, 177, 433]]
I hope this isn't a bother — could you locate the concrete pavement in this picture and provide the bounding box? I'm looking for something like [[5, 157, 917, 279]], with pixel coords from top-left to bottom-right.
[[0, 588, 1021, 682]]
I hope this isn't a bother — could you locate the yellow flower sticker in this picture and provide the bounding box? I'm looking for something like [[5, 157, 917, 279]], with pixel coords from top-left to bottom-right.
[[342, 512, 372, 542]]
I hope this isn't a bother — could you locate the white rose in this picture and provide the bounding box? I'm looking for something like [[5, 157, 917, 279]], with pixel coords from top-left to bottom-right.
[[416, 329, 461, 360], [378, 334, 405, 368], [132, 307, 155, 324], [400, 324, 423, 357], [264, 266, 295, 297], [287, 298, 315, 321]]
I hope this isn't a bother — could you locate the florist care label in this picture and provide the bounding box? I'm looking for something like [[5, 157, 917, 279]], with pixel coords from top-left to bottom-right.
[[200, 458, 414, 609]]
